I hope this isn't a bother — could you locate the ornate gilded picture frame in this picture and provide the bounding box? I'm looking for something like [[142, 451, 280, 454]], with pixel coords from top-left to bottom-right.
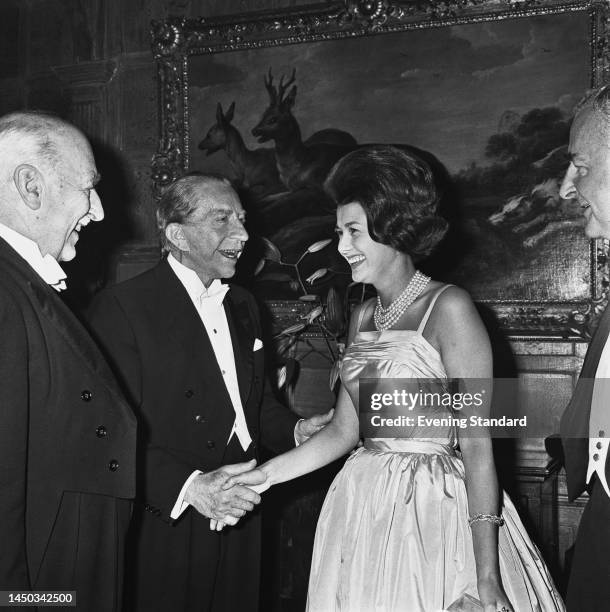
[[151, 0, 610, 338]]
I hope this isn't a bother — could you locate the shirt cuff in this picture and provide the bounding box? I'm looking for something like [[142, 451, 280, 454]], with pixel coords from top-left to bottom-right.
[[294, 418, 305, 447], [170, 470, 203, 520]]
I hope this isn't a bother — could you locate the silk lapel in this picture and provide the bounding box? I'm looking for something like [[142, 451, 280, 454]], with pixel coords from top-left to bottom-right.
[[0, 240, 124, 400], [580, 305, 610, 379], [224, 289, 254, 407], [561, 303, 610, 499], [566, 303, 610, 428], [156, 261, 235, 415]]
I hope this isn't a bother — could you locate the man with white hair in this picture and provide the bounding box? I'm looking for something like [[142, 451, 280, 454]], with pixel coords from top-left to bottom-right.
[[560, 85, 610, 611], [86, 173, 332, 612], [0, 111, 136, 611]]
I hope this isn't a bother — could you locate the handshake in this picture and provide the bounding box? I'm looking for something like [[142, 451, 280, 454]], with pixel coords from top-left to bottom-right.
[[184, 458, 269, 532], [184, 409, 334, 531]]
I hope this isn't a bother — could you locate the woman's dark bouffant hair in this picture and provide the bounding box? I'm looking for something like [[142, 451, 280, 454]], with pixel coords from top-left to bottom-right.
[[324, 146, 449, 261]]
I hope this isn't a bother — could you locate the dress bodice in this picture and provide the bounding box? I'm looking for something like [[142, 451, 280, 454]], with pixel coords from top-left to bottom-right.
[[341, 288, 458, 449]]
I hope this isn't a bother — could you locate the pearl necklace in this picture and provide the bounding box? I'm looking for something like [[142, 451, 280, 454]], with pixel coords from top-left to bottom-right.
[[374, 270, 430, 331]]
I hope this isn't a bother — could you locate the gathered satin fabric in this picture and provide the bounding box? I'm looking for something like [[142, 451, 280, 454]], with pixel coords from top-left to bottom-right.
[[306, 328, 565, 612]]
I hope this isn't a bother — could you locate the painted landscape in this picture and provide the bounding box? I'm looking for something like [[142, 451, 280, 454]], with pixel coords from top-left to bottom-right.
[[187, 11, 591, 302]]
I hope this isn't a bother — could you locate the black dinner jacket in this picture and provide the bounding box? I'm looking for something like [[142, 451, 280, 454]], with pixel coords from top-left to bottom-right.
[[0, 236, 136, 610], [86, 258, 297, 519], [561, 304, 610, 501]]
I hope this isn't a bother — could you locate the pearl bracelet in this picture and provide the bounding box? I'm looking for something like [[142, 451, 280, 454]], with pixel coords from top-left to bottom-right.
[[467, 513, 505, 527]]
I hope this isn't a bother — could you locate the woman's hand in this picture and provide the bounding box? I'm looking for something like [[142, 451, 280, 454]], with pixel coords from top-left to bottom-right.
[[209, 474, 272, 531], [222, 466, 272, 495], [478, 576, 513, 612]]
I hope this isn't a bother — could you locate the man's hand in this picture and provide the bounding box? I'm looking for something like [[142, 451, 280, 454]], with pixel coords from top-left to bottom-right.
[[184, 459, 266, 524], [295, 409, 334, 445]]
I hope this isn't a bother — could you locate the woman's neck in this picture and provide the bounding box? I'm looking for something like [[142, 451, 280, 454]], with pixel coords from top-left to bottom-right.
[[375, 260, 417, 308]]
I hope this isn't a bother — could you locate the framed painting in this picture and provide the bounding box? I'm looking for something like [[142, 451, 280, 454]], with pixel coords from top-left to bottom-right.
[[151, 0, 610, 338]]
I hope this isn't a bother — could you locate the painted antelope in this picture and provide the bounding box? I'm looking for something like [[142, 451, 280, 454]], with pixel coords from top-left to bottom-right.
[[198, 101, 284, 200], [251, 69, 358, 191]]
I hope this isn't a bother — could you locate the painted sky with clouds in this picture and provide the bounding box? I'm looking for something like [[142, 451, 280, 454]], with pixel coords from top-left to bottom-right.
[[189, 11, 589, 175]]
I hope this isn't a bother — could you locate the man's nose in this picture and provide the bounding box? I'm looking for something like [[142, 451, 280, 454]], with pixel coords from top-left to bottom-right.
[[89, 189, 104, 221], [559, 165, 577, 200], [232, 217, 248, 242]]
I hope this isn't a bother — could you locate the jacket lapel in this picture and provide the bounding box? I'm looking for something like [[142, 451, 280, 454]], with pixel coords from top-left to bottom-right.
[[224, 290, 254, 407], [561, 303, 610, 499], [0, 239, 124, 400], [154, 261, 238, 428]]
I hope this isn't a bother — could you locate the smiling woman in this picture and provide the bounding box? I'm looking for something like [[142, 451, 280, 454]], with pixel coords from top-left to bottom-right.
[[227, 144, 565, 611]]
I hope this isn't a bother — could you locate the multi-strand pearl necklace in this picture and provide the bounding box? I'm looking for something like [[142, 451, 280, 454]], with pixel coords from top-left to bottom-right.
[[373, 270, 431, 331]]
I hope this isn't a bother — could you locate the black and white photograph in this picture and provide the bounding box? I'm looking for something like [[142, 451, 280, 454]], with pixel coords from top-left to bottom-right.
[[1, 1, 610, 611]]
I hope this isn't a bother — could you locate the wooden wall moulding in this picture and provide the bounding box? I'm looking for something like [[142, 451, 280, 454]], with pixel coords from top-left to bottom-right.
[[151, 0, 610, 339], [52, 59, 118, 142], [52, 60, 118, 95]]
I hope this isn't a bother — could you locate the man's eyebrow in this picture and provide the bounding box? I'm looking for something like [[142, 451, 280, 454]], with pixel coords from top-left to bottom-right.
[[209, 207, 246, 217], [569, 152, 587, 162]]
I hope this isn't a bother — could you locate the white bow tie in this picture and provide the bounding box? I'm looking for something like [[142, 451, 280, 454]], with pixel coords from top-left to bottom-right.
[[40, 253, 67, 291], [197, 283, 229, 309]]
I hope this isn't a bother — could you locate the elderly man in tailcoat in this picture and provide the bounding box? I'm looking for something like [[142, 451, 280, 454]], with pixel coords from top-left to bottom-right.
[[560, 85, 610, 611], [0, 111, 136, 611], [87, 173, 331, 612]]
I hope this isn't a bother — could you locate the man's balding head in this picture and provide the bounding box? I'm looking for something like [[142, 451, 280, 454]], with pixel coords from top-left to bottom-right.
[[560, 86, 610, 240], [0, 111, 103, 261], [0, 111, 78, 170]]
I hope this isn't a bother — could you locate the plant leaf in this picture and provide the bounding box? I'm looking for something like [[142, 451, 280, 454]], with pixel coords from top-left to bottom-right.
[[329, 359, 342, 391], [253, 258, 266, 276], [306, 238, 333, 254], [301, 305, 323, 324], [276, 335, 297, 356], [325, 286, 345, 335], [284, 357, 300, 386], [261, 237, 282, 262], [277, 366, 287, 389], [279, 322, 307, 335], [298, 294, 319, 302]]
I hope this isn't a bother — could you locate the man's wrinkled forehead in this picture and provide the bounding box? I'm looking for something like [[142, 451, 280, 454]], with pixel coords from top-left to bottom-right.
[[193, 181, 243, 213], [571, 105, 610, 152], [54, 128, 97, 174]]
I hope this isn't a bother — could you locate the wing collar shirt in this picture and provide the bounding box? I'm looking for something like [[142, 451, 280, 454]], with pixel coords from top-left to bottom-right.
[[587, 333, 610, 497], [167, 253, 253, 518], [0, 222, 67, 290]]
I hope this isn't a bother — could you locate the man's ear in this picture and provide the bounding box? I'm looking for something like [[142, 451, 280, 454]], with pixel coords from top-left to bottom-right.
[[165, 223, 189, 251], [14, 164, 43, 210]]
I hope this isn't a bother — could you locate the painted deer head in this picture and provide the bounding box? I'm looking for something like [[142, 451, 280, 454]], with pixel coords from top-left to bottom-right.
[[252, 68, 297, 144], [198, 101, 235, 155]]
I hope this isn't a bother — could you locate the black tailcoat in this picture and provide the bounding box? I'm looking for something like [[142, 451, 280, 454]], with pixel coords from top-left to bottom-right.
[[0, 237, 136, 611], [87, 259, 297, 612]]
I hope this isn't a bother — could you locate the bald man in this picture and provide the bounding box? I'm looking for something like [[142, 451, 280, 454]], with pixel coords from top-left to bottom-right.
[[0, 111, 136, 611], [560, 86, 610, 610]]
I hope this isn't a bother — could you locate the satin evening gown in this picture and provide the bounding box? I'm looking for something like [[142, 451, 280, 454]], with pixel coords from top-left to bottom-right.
[[306, 287, 565, 612]]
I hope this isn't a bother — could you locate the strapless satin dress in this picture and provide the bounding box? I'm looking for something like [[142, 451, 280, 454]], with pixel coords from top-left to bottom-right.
[[306, 326, 565, 612]]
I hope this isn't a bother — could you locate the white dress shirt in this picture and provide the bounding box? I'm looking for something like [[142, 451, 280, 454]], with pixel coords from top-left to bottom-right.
[[587, 333, 610, 497], [167, 254, 253, 518], [0, 222, 67, 290]]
